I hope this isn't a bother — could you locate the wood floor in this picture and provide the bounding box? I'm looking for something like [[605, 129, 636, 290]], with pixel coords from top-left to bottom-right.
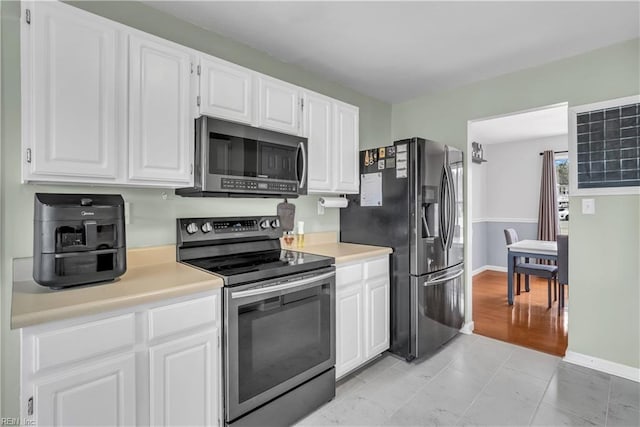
[[472, 270, 568, 356]]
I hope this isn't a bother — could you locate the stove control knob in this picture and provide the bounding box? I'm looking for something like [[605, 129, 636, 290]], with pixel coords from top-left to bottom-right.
[[201, 222, 213, 233], [260, 220, 271, 229], [271, 219, 280, 228], [186, 222, 199, 234]]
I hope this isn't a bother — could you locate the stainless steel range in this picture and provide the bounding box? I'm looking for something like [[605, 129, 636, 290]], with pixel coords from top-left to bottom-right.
[[177, 216, 336, 427]]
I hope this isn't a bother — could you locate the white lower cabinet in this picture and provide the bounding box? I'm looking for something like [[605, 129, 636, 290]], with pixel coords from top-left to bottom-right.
[[21, 291, 221, 426], [33, 353, 136, 427], [365, 277, 390, 358], [149, 329, 218, 427], [336, 284, 364, 378], [335, 255, 390, 379]]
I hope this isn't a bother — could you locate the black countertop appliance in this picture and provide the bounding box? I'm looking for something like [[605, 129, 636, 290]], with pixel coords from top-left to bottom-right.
[[33, 193, 127, 289]]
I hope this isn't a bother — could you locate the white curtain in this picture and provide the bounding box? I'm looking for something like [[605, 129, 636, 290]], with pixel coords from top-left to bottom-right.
[[537, 150, 559, 242]]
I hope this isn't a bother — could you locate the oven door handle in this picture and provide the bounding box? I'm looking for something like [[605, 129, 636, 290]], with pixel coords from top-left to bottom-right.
[[231, 271, 334, 299]]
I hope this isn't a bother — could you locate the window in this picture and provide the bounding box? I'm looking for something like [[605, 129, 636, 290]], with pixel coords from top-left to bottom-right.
[[555, 153, 569, 233], [569, 95, 640, 196]]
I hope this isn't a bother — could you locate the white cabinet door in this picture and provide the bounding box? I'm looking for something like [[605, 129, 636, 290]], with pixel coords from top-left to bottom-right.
[[200, 56, 252, 124], [23, 1, 121, 181], [303, 92, 333, 193], [128, 33, 194, 186], [336, 285, 364, 379], [257, 75, 301, 135], [333, 102, 359, 193], [365, 277, 390, 358], [33, 353, 136, 426], [149, 329, 219, 427]]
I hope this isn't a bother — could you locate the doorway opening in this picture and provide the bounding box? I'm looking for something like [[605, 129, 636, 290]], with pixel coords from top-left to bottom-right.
[[466, 103, 569, 356]]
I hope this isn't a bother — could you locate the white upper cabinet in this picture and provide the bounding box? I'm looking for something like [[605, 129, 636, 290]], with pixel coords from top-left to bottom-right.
[[22, 1, 123, 182], [304, 91, 360, 194], [334, 102, 360, 193], [20, 1, 360, 191], [303, 92, 333, 192], [257, 75, 301, 135], [128, 33, 194, 186], [199, 55, 253, 124]]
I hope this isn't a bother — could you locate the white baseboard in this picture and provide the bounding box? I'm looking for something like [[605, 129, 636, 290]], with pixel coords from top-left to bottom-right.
[[460, 321, 475, 335], [564, 350, 640, 382], [472, 265, 508, 275]]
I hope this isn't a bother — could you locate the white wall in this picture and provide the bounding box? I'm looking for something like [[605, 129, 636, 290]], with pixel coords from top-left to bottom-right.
[[485, 134, 568, 221], [471, 161, 487, 221]]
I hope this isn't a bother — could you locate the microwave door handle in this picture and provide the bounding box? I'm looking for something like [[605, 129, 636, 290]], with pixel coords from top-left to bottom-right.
[[296, 142, 307, 190]]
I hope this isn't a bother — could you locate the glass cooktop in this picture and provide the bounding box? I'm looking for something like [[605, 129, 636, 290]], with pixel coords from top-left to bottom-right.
[[184, 249, 334, 286]]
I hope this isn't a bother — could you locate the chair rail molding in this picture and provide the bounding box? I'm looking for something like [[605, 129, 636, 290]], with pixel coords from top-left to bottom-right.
[[564, 350, 640, 383], [472, 218, 538, 223]]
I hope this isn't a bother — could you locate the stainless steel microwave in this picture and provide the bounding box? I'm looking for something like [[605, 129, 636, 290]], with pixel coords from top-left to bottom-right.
[[176, 117, 307, 198]]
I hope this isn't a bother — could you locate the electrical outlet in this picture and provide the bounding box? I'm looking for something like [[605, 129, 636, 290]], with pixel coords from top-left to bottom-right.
[[581, 198, 595, 215]]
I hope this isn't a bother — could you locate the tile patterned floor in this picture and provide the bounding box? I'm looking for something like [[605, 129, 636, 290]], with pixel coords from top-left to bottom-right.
[[297, 334, 640, 426]]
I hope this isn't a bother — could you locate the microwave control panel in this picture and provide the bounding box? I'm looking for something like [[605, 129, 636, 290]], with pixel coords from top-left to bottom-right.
[[221, 178, 297, 193]]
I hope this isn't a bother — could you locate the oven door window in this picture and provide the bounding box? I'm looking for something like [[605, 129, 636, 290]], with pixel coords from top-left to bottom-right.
[[208, 132, 297, 181], [236, 283, 331, 404]]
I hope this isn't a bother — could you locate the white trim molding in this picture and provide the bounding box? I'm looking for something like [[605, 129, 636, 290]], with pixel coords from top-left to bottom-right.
[[569, 94, 640, 197], [472, 218, 538, 224], [564, 350, 640, 382], [472, 265, 508, 275], [460, 321, 475, 335]]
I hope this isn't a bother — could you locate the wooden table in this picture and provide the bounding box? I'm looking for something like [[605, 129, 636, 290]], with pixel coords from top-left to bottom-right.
[[507, 239, 558, 305]]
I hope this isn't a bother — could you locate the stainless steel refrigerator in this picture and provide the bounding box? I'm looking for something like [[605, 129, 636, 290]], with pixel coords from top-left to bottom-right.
[[340, 137, 465, 361]]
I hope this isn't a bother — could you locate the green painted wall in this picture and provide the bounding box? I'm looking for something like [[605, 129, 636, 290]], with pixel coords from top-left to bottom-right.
[[393, 38, 640, 369], [0, 1, 391, 415]]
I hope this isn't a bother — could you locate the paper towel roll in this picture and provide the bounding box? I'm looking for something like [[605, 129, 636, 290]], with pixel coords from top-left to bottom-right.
[[318, 197, 349, 208]]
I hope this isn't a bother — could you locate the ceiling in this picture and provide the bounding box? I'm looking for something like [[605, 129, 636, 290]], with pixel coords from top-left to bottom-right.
[[470, 104, 568, 145], [145, 1, 640, 103]]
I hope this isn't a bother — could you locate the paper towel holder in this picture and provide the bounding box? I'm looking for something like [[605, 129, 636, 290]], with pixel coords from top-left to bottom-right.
[[317, 196, 349, 215]]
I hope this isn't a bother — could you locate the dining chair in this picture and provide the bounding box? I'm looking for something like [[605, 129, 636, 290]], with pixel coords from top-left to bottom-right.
[[504, 228, 559, 308], [557, 234, 569, 314]]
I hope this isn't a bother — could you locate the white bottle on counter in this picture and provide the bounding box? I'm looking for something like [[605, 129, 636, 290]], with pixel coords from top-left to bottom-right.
[[297, 221, 305, 248]]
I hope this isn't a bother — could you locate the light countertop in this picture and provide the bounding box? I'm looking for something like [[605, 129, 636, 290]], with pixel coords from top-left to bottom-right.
[[291, 232, 392, 264], [301, 242, 392, 264], [11, 246, 223, 329], [12, 234, 392, 329]]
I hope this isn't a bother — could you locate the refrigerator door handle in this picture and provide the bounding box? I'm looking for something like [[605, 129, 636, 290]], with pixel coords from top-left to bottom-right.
[[423, 269, 464, 286], [446, 164, 456, 250], [439, 166, 449, 250]]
